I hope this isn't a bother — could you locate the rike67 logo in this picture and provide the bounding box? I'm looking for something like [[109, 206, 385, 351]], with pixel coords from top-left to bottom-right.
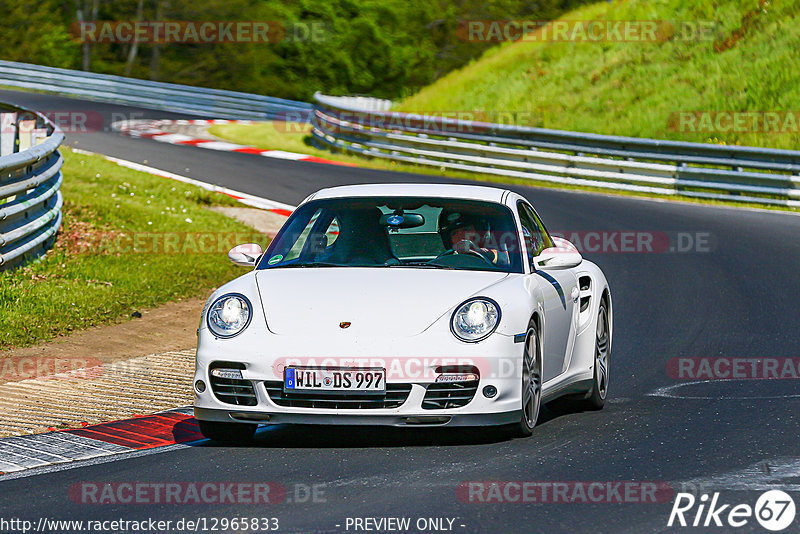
[[668, 490, 796, 531]]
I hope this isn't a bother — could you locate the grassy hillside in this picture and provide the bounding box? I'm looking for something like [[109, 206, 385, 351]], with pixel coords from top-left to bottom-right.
[[398, 0, 800, 149]]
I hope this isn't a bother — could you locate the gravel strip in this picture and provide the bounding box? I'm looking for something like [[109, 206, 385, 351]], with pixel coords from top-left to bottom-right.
[[0, 350, 195, 437]]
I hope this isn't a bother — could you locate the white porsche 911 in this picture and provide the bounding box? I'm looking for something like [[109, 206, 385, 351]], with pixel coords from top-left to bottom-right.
[[193, 183, 611, 442]]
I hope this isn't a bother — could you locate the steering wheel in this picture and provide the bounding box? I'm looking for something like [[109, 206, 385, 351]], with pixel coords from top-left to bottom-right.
[[432, 239, 495, 265]]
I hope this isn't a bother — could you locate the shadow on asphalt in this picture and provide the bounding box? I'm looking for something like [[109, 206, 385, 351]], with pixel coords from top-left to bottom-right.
[[190, 402, 579, 449]]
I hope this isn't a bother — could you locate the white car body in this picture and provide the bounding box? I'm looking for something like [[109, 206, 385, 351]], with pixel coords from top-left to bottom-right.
[[193, 183, 612, 435]]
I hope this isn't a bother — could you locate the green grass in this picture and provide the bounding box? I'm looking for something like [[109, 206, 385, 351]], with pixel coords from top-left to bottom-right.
[[0, 84, 55, 96], [209, 122, 316, 156], [397, 0, 800, 150], [0, 148, 267, 350]]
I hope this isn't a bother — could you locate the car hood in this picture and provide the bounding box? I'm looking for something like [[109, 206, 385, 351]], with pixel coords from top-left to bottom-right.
[[255, 267, 508, 337]]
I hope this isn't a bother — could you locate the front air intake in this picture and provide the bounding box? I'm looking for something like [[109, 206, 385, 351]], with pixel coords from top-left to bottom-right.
[[422, 380, 479, 409], [209, 362, 257, 406]]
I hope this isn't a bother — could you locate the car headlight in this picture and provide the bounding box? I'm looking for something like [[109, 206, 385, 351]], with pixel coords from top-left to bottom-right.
[[207, 294, 252, 338], [451, 297, 500, 342]]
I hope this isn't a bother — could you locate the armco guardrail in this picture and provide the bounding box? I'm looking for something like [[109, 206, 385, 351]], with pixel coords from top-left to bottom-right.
[[312, 93, 800, 208], [0, 103, 64, 271], [0, 60, 311, 120]]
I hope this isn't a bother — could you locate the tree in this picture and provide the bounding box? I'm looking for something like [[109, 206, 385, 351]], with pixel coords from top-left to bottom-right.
[[75, 0, 100, 70], [123, 0, 145, 76]]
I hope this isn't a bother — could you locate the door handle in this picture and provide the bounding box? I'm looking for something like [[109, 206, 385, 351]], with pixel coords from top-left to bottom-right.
[[570, 286, 579, 303]]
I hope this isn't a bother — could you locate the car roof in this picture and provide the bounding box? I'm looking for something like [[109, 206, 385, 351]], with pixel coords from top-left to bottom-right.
[[307, 183, 511, 204]]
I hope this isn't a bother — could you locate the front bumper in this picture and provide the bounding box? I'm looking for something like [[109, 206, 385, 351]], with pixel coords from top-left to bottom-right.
[[193, 329, 526, 427], [194, 406, 521, 427]]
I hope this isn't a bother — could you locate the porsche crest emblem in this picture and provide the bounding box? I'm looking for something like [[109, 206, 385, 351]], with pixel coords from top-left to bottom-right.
[[339, 322, 351, 329]]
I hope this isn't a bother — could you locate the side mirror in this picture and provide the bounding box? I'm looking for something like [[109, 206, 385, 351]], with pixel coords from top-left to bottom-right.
[[533, 237, 582, 270], [228, 243, 263, 267]]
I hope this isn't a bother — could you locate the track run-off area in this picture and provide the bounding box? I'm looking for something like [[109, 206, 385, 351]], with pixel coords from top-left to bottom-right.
[[1, 89, 799, 533]]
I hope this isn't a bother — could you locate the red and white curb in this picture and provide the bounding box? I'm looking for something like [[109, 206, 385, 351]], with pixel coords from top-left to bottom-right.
[[71, 148, 296, 217], [0, 408, 201, 475], [112, 119, 353, 167]]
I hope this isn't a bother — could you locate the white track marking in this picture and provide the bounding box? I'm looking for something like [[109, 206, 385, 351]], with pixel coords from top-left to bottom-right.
[[675, 457, 800, 492], [12, 432, 129, 458], [258, 150, 310, 160], [0, 408, 195, 477], [194, 141, 250, 151], [647, 380, 800, 400], [0, 443, 195, 481], [150, 133, 196, 144]]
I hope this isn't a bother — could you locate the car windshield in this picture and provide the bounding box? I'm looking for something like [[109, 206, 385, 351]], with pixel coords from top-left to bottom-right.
[[257, 196, 524, 273]]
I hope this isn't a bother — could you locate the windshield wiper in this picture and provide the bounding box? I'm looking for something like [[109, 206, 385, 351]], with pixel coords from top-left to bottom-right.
[[392, 261, 453, 269], [266, 262, 345, 269]]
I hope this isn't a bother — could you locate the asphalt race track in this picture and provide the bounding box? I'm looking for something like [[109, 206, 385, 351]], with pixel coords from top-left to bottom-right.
[[2, 89, 799, 533]]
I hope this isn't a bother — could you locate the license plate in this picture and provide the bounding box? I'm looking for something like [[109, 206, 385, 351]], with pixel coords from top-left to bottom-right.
[[284, 367, 386, 394]]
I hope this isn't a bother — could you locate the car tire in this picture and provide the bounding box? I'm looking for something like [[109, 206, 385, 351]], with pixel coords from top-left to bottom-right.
[[198, 420, 257, 443], [514, 321, 542, 437], [575, 299, 610, 411]]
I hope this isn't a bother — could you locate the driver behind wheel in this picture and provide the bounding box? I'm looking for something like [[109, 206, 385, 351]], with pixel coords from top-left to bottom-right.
[[438, 211, 510, 266]]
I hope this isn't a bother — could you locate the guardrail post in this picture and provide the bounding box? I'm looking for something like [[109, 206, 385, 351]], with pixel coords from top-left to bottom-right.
[[0, 112, 17, 156], [32, 127, 48, 146], [17, 115, 35, 151]]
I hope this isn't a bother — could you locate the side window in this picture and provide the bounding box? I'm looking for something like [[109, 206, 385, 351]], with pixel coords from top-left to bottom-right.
[[517, 201, 551, 263], [527, 205, 554, 252], [284, 209, 321, 261], [517, 202, 537, 267], [324, 217, 339, 247]]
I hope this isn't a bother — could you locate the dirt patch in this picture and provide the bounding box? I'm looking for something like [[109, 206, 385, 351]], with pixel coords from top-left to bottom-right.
[[714, 0, 769, 53], [53, 211, 124, 257], [0, 350, 194, 437], [0, 296, 206, 384], [209, 206, 287, 236]]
